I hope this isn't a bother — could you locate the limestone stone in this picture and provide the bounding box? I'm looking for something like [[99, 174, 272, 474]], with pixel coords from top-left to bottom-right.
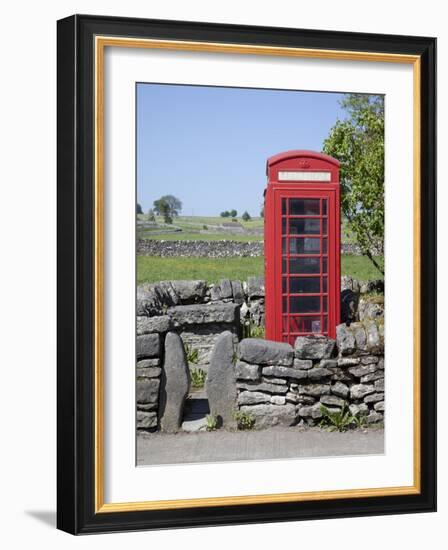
[[360, 355, 379, 365], [307, 367, 332, 380], [336, 324, 356, 355], [271, 395, 286, 405], [320, 394, 345, 408], [136, 411, 157, 430], [375, 378, 385, 391], [237, 381, 288, 394], [294, 358, 313, 370], [337, 357, 360, 367], [239, 338, 294, 366], [231, 280, 245, 304], [350, 384, 375, 400], [297, 402, 323, 419], [349, 364, 378, 378], [298, 384, 331, 397], [261, 377, 288, 385], [360, 371, 384, 384], [170, 280, 207, 303], [319, 359, 338, 368], [136, 366, 162, 379], [364, 392, 384, 404], [136, 333, 161, 359], [294, 335, 336, 360], [209, 284, 221, 301], [247, 276, 265, 298], [137, 358, 160, 368], [159, 332, 190, 433], [136, 378, 160, 403], [219, 278, 233, 299], [286, 393, 315, 405], [235, 361, 260, 381], [374, 401, 385, 412], [237, 391, 270, 405], [349, 403, 369, 416], [330, 368, 353, 382], [168, 303, 239, 326], [352, 323, 368, 352], [136, 315, 171, 335], [331, 381, 350, 398], [239, 403, 295, 428], [206, 331, 237, 428], [261, 365, 308, 380], [366, 411, 384, 424], [365, 319, 384, 354]]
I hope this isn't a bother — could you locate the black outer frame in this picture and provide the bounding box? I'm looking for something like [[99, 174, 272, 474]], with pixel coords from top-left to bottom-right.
[[57, 14, 436, 535]]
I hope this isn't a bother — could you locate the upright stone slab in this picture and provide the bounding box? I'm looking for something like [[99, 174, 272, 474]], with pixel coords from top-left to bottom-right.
[[159, 332, 190, 433], [206, 331, 237, 428]]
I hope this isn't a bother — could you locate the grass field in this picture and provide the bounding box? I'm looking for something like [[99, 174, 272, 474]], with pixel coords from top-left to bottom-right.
[[137, 254, 384, 285]]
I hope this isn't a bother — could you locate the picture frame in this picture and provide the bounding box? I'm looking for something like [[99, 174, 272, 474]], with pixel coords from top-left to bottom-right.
[[57, 14, 436, 534]]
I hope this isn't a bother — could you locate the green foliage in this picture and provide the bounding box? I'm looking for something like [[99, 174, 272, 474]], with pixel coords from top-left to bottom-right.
[[319, 402, 367, 432], [234, 410, 256, 430], [185, 345, 199, 365], [190, 367, 206, 389], [205, 414, 219, 431], [220, 211, 230, 217], [147, 208, 155, 222], [229, 209, 237, 218], [136, 203, 143, 215], [243, 322, 265, 339], [153, 195, 182, 223], [202, 224, 208, 230], [242, 211, 251, 222], [323, 94, 384, 274]]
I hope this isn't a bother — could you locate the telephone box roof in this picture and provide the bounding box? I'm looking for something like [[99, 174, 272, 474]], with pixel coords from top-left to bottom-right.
[[266, 150, 340, 172]]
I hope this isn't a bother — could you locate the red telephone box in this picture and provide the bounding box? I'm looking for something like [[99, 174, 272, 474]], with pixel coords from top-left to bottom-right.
[[264, 150, 341, 344]]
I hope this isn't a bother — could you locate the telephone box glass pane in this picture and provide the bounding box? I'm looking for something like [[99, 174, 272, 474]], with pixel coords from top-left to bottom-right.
[[289, 316, 321, 333], [282, 277, 287, 293], [322, 218, 327, 235], [290, 237, 320, 254], [282, 198, 287, 215], [290, 257, 320, 274], [290, 296, 321, 313], [322, 199, 327, 215], [323, 316, 328, 332], [322, 238, 327, 253], [282, 218, 286, 234], [282, 258, 287, 273], [289, 218, 320, 235], [323, 276, 327, 292], [290, 277, 320, 293], [282, 237, 286, 254], [323, 296, 328, 312], [289, 199, 320, 215], [322, 257, 328, 273]]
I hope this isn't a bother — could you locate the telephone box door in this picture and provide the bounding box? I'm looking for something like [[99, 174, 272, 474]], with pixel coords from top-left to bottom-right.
[[266, 188, 339, 344]]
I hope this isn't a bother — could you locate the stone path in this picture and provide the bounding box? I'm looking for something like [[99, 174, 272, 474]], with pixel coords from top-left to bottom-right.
[[137, 427, 384, 466]]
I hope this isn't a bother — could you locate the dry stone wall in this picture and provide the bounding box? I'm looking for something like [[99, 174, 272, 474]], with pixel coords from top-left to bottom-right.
[[136, 277, 384, 434], [235, 323, 384, 429]]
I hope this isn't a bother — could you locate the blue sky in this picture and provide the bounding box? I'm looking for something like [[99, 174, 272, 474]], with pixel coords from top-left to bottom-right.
[[137, 84, 346, 217]]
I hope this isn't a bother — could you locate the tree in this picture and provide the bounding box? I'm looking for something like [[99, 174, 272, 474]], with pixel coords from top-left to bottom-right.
[[136, 203, 143, 215], [220, 211, 230, 217], [242, 211, 251, 222], [229, 209, 237, 218], [260, 206, 264, 218], [323, 94, 384, 274], [147, 208, 155, 222], [153, 194, 182, 224]]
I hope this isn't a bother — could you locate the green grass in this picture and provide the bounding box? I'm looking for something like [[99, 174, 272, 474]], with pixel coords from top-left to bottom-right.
[[341, 255, 384, 280], [137, 254, 383, 284], [137, 256, 264, 284]]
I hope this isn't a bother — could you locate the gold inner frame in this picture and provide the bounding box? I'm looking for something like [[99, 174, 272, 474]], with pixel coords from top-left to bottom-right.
[[94, 36, 421, 513]]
